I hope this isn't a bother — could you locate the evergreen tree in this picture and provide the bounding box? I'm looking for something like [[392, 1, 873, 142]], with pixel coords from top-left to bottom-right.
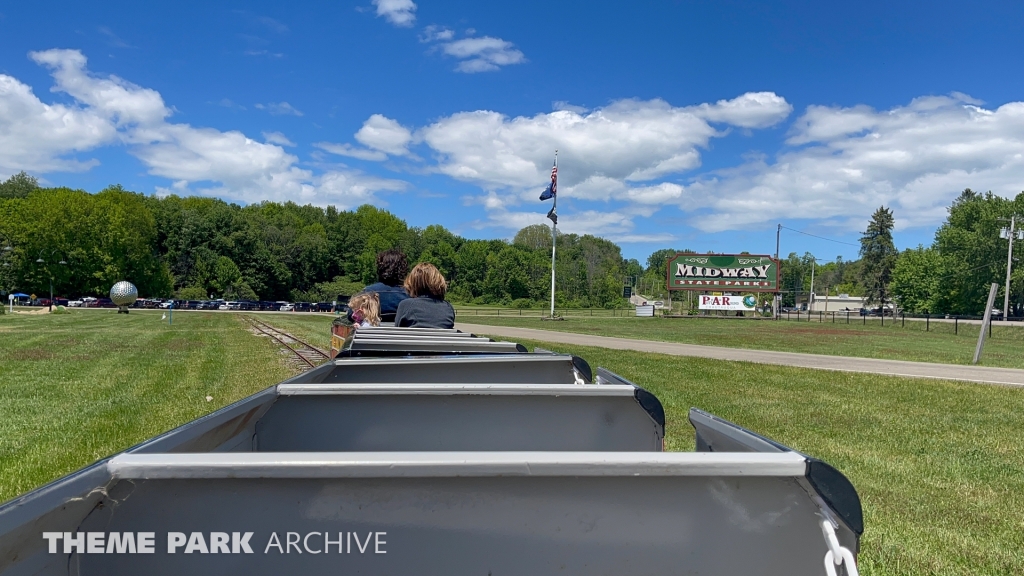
[[859, 206, 897, 307]]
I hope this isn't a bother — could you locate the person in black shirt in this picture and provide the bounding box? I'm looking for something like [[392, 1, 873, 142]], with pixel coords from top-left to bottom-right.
[[361, 248, 410, 322], [395, 262, 455, 329]]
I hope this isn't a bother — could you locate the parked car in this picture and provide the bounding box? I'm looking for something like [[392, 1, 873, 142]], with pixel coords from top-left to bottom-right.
[[67, 299, 84, 307], [279, 303, 294, 312], [294, 302, 311, 312]]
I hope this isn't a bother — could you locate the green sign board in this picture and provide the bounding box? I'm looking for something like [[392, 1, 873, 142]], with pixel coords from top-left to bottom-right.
[[666, 254, 779, 292]]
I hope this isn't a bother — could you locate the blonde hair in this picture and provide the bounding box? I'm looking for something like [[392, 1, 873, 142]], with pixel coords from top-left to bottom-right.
[[404, 262, 448, 299], [349, 292, 381, 326]]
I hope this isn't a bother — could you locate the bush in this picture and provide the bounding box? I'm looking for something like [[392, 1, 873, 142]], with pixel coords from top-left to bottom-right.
[[511, 298, 533, 309], [50, 305, 68, 314]]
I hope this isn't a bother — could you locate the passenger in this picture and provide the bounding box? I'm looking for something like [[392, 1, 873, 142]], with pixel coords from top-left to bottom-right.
[[395, 262, 455, 329], [348, 292, 381, 328], [362, 248, 410, 322]]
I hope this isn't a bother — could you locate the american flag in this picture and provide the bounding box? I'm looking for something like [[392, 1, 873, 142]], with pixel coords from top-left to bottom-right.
[[549, 165, 557, 195]]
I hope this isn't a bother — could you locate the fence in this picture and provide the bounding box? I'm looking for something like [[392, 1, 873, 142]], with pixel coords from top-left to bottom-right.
[[454, 307, 637, 318], [775, 310, 1024, 337]]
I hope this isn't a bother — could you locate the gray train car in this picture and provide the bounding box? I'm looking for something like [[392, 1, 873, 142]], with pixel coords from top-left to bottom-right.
[[0, 336, 862, 576]]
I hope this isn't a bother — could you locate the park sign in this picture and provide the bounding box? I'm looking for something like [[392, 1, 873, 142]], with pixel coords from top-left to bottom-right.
[[698, 294, 757, 311], [666, 253, 779, 292]]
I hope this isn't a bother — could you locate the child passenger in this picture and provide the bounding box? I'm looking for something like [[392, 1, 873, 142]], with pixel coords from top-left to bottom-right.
[[348, 292, 381, 327]]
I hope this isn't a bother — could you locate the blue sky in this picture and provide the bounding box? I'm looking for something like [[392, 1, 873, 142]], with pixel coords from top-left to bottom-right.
[[3, 0, 1024, 263]]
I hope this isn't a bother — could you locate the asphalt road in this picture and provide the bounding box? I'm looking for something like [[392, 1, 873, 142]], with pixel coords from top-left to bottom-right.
[[456, 322, 1024, 387]]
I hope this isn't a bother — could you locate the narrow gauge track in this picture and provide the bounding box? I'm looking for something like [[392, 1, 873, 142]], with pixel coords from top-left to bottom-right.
[[242, 315, 330, 369]]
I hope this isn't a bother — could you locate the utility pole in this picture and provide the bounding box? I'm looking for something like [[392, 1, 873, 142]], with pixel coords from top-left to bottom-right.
[[809, 258, 815, 313], [774, 224, 781, 318], [1000, 216, 1021, 319]]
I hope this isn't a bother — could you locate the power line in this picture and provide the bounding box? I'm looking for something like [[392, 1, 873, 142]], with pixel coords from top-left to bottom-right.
[[780, 225, 859, 248]]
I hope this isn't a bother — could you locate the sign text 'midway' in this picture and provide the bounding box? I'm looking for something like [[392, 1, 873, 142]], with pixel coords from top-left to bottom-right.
[[675, 264, 771, 279]]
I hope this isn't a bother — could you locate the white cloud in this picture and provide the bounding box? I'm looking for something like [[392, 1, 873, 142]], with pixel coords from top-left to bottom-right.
[[0, 70, 114, 173], [419, 25, 453, 43], [4, 49, 405, 208], [354, 114, 413, 156], [263, 131, 295, 146], [440, 36, 526, 73], [313, 141, 387, 162], [552, 101, 588, 113], [31, 49, 168, 126], [681, 93, 1024, 232], [417, 93, 791, 193], [373, 0, 416, 27], [694, 92, 794, 129], [254, 101, 303, 116]]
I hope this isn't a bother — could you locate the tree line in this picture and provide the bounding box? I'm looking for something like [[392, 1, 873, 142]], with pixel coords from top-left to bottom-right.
[[3, 171, 1010, 315], [0, 174, 638, 308]]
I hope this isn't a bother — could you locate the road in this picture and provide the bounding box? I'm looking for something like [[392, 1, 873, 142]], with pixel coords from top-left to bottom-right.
[[456, 322, 1024, 387]]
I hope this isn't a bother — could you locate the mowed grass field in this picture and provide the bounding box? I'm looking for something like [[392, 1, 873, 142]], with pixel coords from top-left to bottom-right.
[[0, 310, 292, 500], [459, 314, 1024, 368], [1, 310, 1022, 574]]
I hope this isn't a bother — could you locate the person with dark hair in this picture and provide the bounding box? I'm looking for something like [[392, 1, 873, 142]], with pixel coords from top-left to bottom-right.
[[362, 248, 410, 321], [395, 262, 455, 329]]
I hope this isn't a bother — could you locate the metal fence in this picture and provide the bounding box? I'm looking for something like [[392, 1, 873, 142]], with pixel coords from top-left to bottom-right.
[[776, 309, 1024, 336], [454, 307, 637, 318]]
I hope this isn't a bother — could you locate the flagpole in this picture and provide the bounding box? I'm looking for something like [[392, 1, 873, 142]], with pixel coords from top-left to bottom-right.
[[549, 150, 558, 319]]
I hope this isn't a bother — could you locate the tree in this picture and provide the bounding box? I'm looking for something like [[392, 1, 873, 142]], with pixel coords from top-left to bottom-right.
[[513, 225, 552, 250], [890, 246, 940, 313], [859, 206, 897, 307], [0, 172, 40, 199]]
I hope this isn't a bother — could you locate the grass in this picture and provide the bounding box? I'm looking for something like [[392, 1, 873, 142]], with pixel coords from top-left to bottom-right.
[[0, 310, 292, 501], [458, 314, 1024, 368], [482, 335, 1024, 576], [2, 310, 1022, 574]]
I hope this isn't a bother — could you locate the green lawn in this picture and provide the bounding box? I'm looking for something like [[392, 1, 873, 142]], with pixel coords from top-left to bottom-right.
[[489, 336, 1024, 576], [459, 314, 1024, 368], [0, 310, 292, 501], [2, 310, 1022, 574]]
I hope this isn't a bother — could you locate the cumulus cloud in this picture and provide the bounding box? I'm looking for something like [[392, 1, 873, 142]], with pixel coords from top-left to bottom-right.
[[417, 93, 791, 193], [263, 131, 295, 146], [254, 101, 303, 116], [2, 49, 405, 208], [0, 69, 115, 173], [694, 92, 794, 129], [681, 93, 1024, 232], [354, 114, 413, 156], [373, 0, 416, 27], [439, 36, 526, 73]]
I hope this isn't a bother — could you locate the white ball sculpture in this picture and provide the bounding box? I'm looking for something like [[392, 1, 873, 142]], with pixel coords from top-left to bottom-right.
[[109, 281, 138, 314]]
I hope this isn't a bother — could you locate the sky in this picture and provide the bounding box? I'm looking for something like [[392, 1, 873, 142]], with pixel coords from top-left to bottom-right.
[[3, 0, 1024, 263]]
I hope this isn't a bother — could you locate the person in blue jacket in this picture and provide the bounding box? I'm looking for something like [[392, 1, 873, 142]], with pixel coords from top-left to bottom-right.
[[362, 248, 410, 322]]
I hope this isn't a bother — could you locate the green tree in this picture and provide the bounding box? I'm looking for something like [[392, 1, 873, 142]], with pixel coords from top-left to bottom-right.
[[859, 206, 898, 307], [513, 224, 552, 250], [0, 172, 40, 199], [890, 246, 941, 313]]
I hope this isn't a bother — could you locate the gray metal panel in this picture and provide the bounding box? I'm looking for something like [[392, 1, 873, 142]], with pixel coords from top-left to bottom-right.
[[309, 355, 581, 384], [128, 387, 279, 454], [0, 463, 114, 576], [252, 394, 660, 452], [70, 473, 829, 576]]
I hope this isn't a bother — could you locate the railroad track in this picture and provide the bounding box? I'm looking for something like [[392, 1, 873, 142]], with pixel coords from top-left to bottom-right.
[[242, 316, 330, 369]]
